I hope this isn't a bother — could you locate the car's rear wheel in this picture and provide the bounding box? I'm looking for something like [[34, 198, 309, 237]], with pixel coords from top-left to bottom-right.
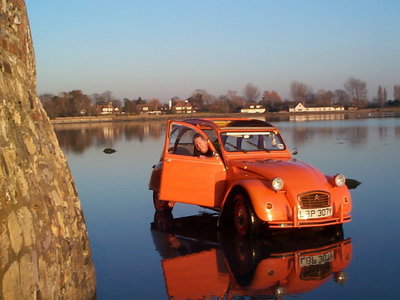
[[233, 193, 260, 237], [153, 191, 173, 213]]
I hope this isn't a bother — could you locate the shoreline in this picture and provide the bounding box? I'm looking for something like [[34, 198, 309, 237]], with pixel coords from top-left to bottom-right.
[[50, 108, 400, 125]]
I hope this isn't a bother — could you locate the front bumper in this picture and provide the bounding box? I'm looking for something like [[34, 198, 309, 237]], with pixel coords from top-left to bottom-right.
[[268, 203, 351, 228]]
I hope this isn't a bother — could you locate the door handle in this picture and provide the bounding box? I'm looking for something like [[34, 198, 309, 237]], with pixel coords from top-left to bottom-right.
[[165, 158, 172, 162]]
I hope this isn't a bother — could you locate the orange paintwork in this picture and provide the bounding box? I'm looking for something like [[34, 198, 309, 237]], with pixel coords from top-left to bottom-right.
[[149, 118, 352, 228], [151, 213, 352, 299]]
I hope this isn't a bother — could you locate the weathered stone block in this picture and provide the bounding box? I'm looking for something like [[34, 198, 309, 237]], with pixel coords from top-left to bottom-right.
[[0, 1, 96, 299]]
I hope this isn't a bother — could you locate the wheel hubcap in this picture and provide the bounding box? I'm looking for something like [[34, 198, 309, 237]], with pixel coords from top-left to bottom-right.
[[235, 201, 248, 235]]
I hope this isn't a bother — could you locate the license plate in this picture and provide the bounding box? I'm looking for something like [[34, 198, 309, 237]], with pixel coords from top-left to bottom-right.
[[299, 251, 334, 267], [298, 207, 333, 219]]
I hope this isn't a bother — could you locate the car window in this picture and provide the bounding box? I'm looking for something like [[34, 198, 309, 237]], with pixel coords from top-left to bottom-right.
[[168, 124, 196, 156], [221, 131, 286, 152], [168, 123, 221, 156]]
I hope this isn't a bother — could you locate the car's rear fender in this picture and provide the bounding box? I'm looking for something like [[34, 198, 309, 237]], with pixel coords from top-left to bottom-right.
[[219, 180, 291, 224], [149, 162, 162, 192]]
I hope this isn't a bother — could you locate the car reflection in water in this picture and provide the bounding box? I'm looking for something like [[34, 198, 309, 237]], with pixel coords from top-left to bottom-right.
[[151, 212, 352, 299]]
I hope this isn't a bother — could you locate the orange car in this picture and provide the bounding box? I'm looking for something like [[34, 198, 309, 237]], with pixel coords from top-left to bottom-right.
[[149, 118, 352, 236]]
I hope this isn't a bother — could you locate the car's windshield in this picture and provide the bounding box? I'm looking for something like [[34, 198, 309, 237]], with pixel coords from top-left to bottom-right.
[[221, 131, 286, 152]]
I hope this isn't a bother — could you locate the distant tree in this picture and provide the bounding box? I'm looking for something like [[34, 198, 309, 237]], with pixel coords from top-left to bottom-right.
[[40, 93, 57, 118], [383, 87, 387, 104], [333, 89, 350, 106], [187, 89, 205, 110], [102, 90, 113, 102], [209, 95, 230, 113], [187, 89, 216, 111], [344, 77, 368, 107], [261, 90, 281, 104], [260, 90, 281, 112], [394, 85, 400, 100], [90, 93, 102, 104], [111, 99, 122, 109], [315, 89, 334, 106], [227, 90, 245, 111], [66, 90, 93, 116], [290, 81, 311, 102], [41, 90, 94, 118], [90, 91, 115, 105], [243, 83, 260, 102], [376, 86, 383, 106], [149, 98, 161, 109], [123, 98, 136, 114], [136, 97, 146, 104]]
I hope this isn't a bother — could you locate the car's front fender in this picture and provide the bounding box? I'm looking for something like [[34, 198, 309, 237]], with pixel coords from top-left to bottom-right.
[[221, 179, 291, 222]]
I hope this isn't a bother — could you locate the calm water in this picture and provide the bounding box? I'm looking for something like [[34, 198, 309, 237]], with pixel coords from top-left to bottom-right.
[[54, 115, 400, 299]]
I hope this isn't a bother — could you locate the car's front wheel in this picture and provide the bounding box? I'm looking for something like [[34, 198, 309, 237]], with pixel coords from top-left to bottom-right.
[[153, 191, 173, 213], [232, 193, 260, 237]]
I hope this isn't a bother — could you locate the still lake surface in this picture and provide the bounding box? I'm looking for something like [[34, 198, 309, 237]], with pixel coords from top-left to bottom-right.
[[54, 114, 400, 300]]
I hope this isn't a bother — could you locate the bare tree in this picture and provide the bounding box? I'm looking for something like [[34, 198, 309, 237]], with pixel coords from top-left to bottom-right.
[[376, 86, 387, 107], [149, 98, 161, 109], [243, 83, 260, 102], [187, 89, 216, 111], [333, 89, 350, 106], [376, 86, 383, 106], [123, 98, 136, 114], [209, 95, 230, 113], [394, 85, 400, 100], [227, 90, 245, 108], [344, 77, 368, 107], [315, 89, 334, 106], [262, 90, 281, 103], [226, 90, 245, 111], [383, 87, 387, 104], [91, 90, 115, 105], [290, 81, 311, 102], [260, 90, 281, 111]]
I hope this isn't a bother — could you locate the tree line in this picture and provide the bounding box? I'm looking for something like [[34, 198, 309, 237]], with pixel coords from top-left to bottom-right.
[[40, 77, 400, 118]]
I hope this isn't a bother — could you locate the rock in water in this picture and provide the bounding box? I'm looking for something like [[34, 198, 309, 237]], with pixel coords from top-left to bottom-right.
[[0, 1, 95, 299], [103, 148, 116, 154]]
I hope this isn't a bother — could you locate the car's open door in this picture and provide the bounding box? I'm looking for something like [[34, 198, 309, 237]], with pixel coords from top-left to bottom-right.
[[159, 120, 226, 208]]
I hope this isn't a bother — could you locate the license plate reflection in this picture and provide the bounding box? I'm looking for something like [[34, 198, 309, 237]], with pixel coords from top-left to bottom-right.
[[299, 251, 334, 267]]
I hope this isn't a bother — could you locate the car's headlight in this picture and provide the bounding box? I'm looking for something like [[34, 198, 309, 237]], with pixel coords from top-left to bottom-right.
[[334, 174, 346, 187], [272, 177, 284, 191]]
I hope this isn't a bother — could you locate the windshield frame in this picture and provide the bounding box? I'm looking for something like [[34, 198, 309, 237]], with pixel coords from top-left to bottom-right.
[[220, 130, 287, 153]]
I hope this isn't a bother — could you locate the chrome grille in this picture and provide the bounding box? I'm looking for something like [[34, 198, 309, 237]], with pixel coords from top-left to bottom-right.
[[299, 192, 330, 209]]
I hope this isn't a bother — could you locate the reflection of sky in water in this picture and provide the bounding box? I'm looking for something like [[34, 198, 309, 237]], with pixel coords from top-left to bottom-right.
[[56, 116, 400, 299]]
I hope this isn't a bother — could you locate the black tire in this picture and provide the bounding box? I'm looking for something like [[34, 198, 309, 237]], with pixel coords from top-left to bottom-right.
[[228, 234, 260, 286], [153, 211, 173, 232], [232, 193, 260, 237], [153, 191, 173, 213]]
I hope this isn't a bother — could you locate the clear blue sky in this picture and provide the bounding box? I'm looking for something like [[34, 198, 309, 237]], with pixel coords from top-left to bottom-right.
[[26, 0, 400, 102]]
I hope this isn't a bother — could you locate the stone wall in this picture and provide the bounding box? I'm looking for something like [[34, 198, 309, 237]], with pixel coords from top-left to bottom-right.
[[0, 1, 96, 299]]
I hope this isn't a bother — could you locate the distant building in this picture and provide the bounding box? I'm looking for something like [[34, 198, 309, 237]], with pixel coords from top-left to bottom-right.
[[169, 99, 195, 114], [289, 102, 344, 113], [96, 102, 119, 115], [240, 104, 266, 113], [136, 104, 162, 115]]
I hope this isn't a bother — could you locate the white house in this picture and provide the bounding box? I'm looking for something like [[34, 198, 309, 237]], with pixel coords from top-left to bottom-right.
[[97, 102, 120, 115], [289, 102, 344, 113], [240, 104, 266, 114], [169, 100, 195, 114]]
